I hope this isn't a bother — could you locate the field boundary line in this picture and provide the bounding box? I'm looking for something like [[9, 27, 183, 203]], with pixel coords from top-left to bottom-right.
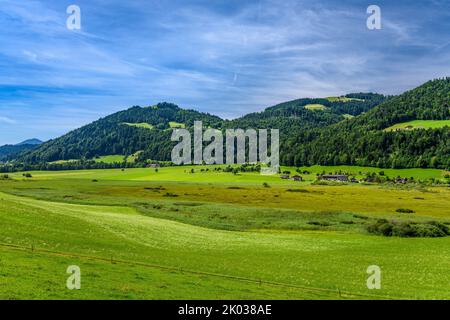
[[0, 242, 407, 300]]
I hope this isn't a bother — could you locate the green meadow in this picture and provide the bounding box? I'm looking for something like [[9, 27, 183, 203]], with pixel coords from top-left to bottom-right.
[[304, 104, 327, 111], [1, 165, 450, 299], [385, 120, 450, 131], [326, 96, 364, 102], [122, 122, 154, 130], [92, 152, 142, 164], [93, 155, 126, 163], [169, 121, 186, 128]]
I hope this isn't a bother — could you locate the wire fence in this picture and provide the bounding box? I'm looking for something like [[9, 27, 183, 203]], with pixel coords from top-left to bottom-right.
[[0, 242, 406, 300]]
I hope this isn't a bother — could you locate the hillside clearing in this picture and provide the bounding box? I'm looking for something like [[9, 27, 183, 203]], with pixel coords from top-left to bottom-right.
[[304, 104, 327, 111], [385, 120, 450, 131], [326, 97, 364, 102], [122, 122, 154, 130], [169, 121, 185, 128], [93, 155, 125, 163]]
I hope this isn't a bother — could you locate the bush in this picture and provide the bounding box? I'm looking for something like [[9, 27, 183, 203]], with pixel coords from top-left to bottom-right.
[[396, 208, 415, 214], [22, 173, 32, 178], [163, 192, 179, 198], [367, 219, 393, 236], [427, 221, 450, 235], [307, 221, 332, 227], [286, 189, 309, 193], [367, 219, 450, 238], [353, 214, 369, 220], [0, 174, 9, 180], [413, 224, 446, 238], [391, 223, 417, 237]]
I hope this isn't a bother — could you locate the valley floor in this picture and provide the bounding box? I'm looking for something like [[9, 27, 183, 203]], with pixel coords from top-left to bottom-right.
[[1, 166, 450, 299]]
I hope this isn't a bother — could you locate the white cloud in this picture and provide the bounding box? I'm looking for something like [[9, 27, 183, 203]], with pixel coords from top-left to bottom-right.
[[0, 0, 448, 144]]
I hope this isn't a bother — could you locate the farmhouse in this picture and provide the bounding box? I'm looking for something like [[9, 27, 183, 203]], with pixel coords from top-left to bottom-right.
[[291, 175, 303, 181], [280, 175, 290, 180], [320, 174, 349, 182], [147, 163, 160, 168]]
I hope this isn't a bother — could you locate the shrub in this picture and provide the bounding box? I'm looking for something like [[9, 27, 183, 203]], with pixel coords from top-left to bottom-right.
[[286, 189, 309, 193], [427, 221, 450, 235], [396, 208, 415, 214], [367, 219, 450, 238], [163, 192, 179, 198], [413, 224, 446, 238], [352, 214, 369, 220], [367, 219, 393, 236], [391, 223, 417, 237], [262, 182, 270, 188], [307, 221, 332, 227], [22, 173, 32, 178]]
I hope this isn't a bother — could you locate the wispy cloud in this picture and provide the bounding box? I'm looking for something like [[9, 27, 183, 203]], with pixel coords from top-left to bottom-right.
[[0, 0, 449, 144], [0, 116, 16, 124]]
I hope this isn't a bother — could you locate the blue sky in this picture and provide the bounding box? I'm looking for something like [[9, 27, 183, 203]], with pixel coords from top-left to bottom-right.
[[0, 0, 449, 145]]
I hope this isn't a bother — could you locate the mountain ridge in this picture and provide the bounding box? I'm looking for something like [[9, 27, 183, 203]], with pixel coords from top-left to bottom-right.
[[6, 78, 450, 169], [16, 138, 43, 146], [0, 138, 43, 161]]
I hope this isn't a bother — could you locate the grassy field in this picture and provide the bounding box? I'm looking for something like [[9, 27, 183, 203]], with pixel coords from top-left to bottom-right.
[[122, 122, 154, 130], [49, 159, 79, 164], [92, 153, 143, 164], [1, 165, 450, 299], [13, 165, 446, 183], [93, 155, 126, 163], [169, 121, 186, 128], [304, 104, 327, 111], [326, 97, 364, 102], [385, 120, 450, 131]]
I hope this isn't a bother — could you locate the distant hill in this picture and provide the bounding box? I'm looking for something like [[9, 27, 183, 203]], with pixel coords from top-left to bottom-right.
[[0, 138, 42, 161], [224, 93, 387, 137], [14, 95, 384, 165], [8, 78, 450, 169], [16, 138, 43, 146], [15, 102, 222, 163]]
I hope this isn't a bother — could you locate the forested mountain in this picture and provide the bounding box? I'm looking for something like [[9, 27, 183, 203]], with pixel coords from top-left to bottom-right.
[[13, 94, 383, 165], [7, 78, 450, 170], [227, 93, 386, 129], [282, 78, 450, 168], [16, 103, 222, 163]]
